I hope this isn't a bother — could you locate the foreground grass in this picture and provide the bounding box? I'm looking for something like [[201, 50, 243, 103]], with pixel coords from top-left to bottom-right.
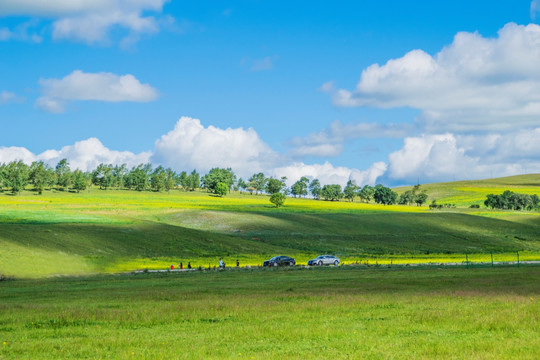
[[1, 266, 539, 359]]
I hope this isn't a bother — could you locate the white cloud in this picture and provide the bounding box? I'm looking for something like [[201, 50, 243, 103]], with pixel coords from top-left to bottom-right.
[[386, 131, 540, 184], [0, 91, 25, 105], [36, 70, 158, 113], [0, 20, 42, 42], [152, 116, 281, 176], [0, 138, 151, 171], [331, 23, 540, 132], [0, 0, 169, 44], [272, 161, 386, 188], [289, 120, 414, 158]]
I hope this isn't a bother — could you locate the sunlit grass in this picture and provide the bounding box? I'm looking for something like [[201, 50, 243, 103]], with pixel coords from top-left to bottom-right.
[[1, 266, 539, 359]]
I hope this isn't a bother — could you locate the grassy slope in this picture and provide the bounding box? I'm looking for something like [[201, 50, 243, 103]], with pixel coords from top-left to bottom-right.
[[1, 174, 540, 277], [1, 266, 539, 359]]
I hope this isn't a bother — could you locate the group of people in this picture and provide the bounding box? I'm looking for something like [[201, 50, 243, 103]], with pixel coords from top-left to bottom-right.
[[170, 258, 241, 270]]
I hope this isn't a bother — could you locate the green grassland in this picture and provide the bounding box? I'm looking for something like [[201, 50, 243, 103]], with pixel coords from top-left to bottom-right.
[[1, 266, 539, 359], [2, 175, 540, 359], [1, 174, 540, 278], [395, 173, 540, 207]]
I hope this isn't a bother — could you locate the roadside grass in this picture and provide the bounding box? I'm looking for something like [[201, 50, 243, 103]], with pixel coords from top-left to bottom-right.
[[1, 266, 539, 359]]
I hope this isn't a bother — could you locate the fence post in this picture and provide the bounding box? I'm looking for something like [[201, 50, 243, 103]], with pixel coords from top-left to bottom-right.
[[517, 251, 520, 268], [491, 251, 494, 267]]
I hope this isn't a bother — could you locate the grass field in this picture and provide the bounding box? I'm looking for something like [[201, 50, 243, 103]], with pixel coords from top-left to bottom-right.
[[1, 266, 539, 359], [1, 175, 540, 359], [1, 174, 540, 278]]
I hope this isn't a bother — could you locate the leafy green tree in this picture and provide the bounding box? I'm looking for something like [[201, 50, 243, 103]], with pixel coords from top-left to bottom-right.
[[415, 192, 428, 206], [164, 168, 177, 193], [178, 171, 188, 190], [343, 180, 358, 202], [72, 170, 88, 192], [321, 184, 343, 201], [215, 182, 228, 197], [5, 160, 29, 194], [266, 177, 286, 195], [291, 176, 309, 198], [92, 163, 115, 190], [128, 163, 152, 191], [113, 164, 128, 189], [248, 172, 267, 195], [358, 185, 375, 203], [373, 184, 397, 205], [398, 190, 415, 205], [29, 161, 54, 194], [309, 179, 322, 199], [269, 192, 286, 207], [151, 166, 166, 192], [185, 169, 200, 191], [237, 178, 247, 193], [55, 158, 72, 191], [202, 168, 236, 193]]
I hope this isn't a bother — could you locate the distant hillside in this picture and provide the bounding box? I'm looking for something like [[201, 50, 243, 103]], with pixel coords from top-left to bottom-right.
[[394, 174, 540, 206]]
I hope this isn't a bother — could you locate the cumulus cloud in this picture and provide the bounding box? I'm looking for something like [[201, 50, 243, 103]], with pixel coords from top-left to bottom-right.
[[289, 120, 414, 158], [331, 23, 540, 132], [0, 0, 169, 45], [386, 131, 540, 184], [272, 161, 387, 188], [36, 70, 158, 113], [0, 138, 151, 171], [152, 116, 281, 176]]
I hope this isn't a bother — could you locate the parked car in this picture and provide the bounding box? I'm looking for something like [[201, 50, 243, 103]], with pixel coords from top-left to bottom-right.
[[263, 255, 296, 267], [308, 255, 340, 266]]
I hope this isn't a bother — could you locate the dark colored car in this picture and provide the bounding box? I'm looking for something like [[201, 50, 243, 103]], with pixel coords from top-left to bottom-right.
[[263, 256, 296, 267]]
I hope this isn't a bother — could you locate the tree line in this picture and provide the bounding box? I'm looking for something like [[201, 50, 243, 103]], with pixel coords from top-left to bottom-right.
[[0, 159, 409, 205], [484, 190, 539, 211]]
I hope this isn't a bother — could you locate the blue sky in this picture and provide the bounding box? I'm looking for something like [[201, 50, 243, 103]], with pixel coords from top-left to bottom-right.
[[2, 0, 540, 186]]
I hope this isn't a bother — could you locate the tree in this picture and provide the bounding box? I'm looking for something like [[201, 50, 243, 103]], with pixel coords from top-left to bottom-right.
[[415, 192, 428, 206], [202, 168, 236, 193], [215, 182, 228, 197], [113, 164, 128, 189], [343, 180, 358, 202], [178, 171, 188, 191], [72, 170, 88, 192], [164, 168, 177, 193], [248, 172, 267, 194], [151, 166, 166, 192], [183, 169, 200, 191], [55, 158, 72, 191], [321, 184, 343, 201], [358, 185, 375, 203], [398, 190, 415, 205], [29, 161, 54, 194], [4, 160, 29, 194], [92, 163, 114, 190], [128, 163, 152, 191], [266, 177, 286, 195], [237, 178, 247, 193], [291, 176, 309, 198], [269, 192, 286, 207], [309, 179, 322, 199], [373, 184, 398, 205]]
